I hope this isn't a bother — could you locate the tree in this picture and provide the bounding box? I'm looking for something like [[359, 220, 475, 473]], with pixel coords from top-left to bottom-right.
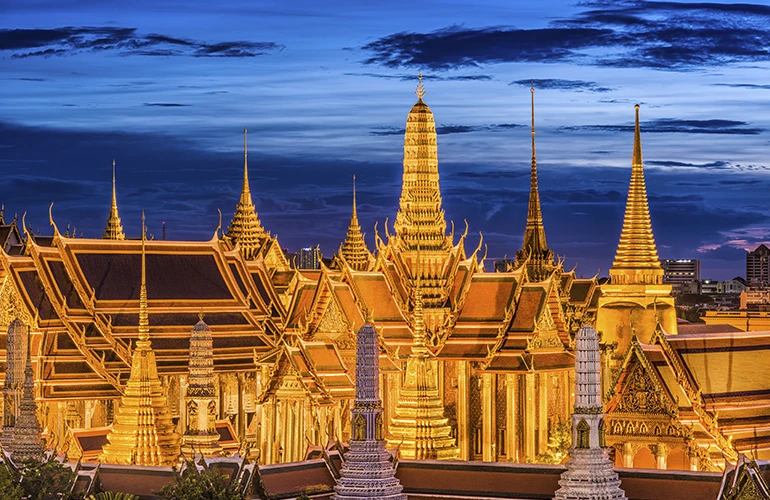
[[156, 460, 244, 500], [536, 421, 572, 464], [0, 457, 81, 500]]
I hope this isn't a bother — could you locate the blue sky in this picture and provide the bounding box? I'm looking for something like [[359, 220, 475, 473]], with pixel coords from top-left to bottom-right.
[[2, 0, 770, 280]]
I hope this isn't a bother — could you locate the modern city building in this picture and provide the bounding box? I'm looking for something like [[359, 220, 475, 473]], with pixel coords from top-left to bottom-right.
[[661, 259, 700, 295], [747, 244, 770, 287]]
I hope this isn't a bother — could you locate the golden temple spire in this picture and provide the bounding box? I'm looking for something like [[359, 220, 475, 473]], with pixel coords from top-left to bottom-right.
[[393, 73, 451, 307], [103, 159, 126, 240], [339, 175, 373, 271], [100, 211, 180, 466], [226, 128, 267, 259], [138, 210, 149, 345], [609, 105, 663, 285], [241, 127, 251, 205], [515, 84, 554, 281]]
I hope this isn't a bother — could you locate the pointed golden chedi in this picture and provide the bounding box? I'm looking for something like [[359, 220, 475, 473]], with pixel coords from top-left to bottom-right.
[[103, 160, 125, 240], [339, 175, 373, 271], [226, 128, 267, 259], [387, 276, 459, 460], [609, 105, 663, 286], [596, 105, 676, 355], [515, 85, 555, 281], [9, 328, 45, 463], [100, 213, 180, 466]]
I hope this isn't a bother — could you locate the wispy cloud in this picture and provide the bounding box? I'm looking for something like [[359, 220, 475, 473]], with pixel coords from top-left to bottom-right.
[[0, 27, 283, 58], [562, 119, 764, 135], [509, 78, 612, 92], [143, 103, 191, 107], [345, 72, 492, 81], [370, 123, 523, 136]]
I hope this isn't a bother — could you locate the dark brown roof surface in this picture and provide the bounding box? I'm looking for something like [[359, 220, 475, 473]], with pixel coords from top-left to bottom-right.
[[18, 270, 57, 320], [47, 260, 86, 309], [77, 253, 232, 300], [111, 312, 248, 327], [510, 287, 545, 331], [677, 324, 744, 335], [569, 280, 593, 303]]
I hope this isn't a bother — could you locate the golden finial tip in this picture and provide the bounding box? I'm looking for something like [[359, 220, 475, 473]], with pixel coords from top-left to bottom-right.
[[635, 103, 640, 110], [415, 71, 426, 100], [198, 309, 205, 321]]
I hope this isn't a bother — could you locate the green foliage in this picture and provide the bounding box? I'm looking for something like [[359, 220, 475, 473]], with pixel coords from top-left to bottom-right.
[[536, 421, 572, 464], [156, 460, 244, 500], [0, 457, 82, 500], [86, 493, 139, 500], [296, 495, 311, 500], [0, 462, 25, 500]]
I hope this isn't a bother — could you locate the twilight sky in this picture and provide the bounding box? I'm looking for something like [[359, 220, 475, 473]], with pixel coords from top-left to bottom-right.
[[2, 0, 770, 280]]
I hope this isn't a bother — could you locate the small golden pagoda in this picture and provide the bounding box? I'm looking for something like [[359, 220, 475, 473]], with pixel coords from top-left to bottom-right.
[[99, 213, 180, 466], [387, 274, 459, 459], [596, 105, 676, 352], [225, 128, 267, 260], [514, 85, 555, 282], [102, 160, 125, 240], [337, 175, 373, 271]]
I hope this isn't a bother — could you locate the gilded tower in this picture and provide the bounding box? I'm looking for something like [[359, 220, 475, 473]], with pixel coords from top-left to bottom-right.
[[103, 160, 125, 240], [226, 128, 267, 259], [9, 326, 45, 462], [596, 105, 676, 354], [387, 279, 459, 460], [100, 213, 181, 465], [332, 318, 406, 500], [514, 85, 555, 282], [339, 175, 373, 271], [181, 318, 222, 457], [392, 75, 453, 308]]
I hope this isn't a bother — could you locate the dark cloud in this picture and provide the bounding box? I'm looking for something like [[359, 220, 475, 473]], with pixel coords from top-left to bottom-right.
[[7, 77, 50, 82], [143, 103, 191, 107], [371, 123, 523, 136], [697, 245, 749, 261], [452, 170, 528, 180], [509, 79, 612, 92], [647, 160, 732, 169], [361, 2, 770, 71], [563, 119, 763, 135], [344, 72, 492, 81], [713, 83, 770, 90], [0, 27, 283, 58]]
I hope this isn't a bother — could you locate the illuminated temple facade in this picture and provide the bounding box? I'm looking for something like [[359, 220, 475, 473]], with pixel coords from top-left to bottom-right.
[[0, 80, 768, 475]]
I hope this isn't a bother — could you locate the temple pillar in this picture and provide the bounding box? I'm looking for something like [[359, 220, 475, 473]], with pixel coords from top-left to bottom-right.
[[237, 373, 245, 441], [505, 374, 517, 462], [84, 400, 94, 428], [655, 444, 668, 469], [525, 372, 536, 461], [457, 361, 470, 460], [538, 373, 548, 455], [482, 372, 496, 461], [690, 453, 699, 471], [622, 442, 634, 468]]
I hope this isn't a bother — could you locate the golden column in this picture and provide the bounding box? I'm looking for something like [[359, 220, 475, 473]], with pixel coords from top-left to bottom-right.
[[102, 160, 125, 240], [226, 128, 267, 260], [100, 213, 181, 466], [386, 279, 459, 459], [181, 317, 222, 457], [596, 105, 677, 353]]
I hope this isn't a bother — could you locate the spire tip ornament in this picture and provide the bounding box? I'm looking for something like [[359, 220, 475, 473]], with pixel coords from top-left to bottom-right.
[[415, 72, 426, 100]]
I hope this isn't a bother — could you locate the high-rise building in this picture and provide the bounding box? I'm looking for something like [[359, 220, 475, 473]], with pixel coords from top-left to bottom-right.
[[747, 244, 770, 287], [296, 245, 323, 269], [660, 259, 700, 295]]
